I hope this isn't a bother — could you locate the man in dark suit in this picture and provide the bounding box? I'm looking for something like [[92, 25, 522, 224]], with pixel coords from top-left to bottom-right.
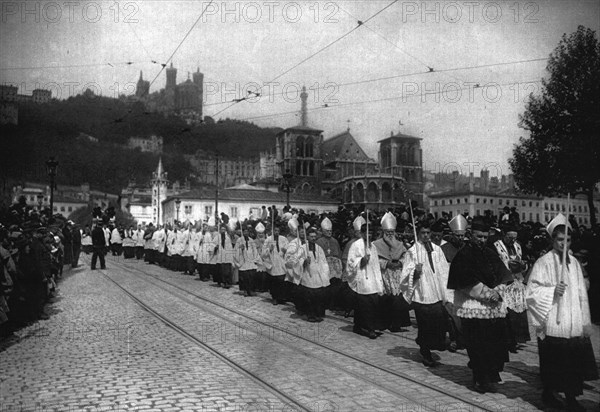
[[91, 220, 106, 270], [71, 223, 82, 268]]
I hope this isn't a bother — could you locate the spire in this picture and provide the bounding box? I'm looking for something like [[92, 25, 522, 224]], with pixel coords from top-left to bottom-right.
[[139, 70, 143, 80], [300, 86, 308, 127], [156, 157, 164, 176]]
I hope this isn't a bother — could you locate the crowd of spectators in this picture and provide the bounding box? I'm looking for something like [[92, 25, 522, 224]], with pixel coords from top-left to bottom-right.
[[0, 197, 82, 338]]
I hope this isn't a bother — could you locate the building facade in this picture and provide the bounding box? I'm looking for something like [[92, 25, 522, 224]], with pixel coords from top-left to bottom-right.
[[1, 84, 52, 125], [186, 152, 261, 188], [428, 188, 599, 227], [128, 135, 164, 154], [161, 188, 339, 225], [12, 182, 118, 214]]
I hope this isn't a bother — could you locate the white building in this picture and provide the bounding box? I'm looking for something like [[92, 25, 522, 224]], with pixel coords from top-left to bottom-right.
[[429, 188, 599, 227], [12, 182, 118, 215], [127, 198, 154, 225], [160, 187, 340, 225], [52, 196, 88, 217]]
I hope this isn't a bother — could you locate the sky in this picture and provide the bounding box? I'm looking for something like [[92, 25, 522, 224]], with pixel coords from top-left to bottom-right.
[[1, 0, 599, 180]]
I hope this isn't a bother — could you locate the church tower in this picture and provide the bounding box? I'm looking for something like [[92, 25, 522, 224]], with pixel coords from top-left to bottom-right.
[[192, 67, 204, 116], [166, 63, 177, 89], [275, 86, 323, 195], [300, 86, 308, 127], [136, 71, 150, 98], [151, 157, 169, 224]]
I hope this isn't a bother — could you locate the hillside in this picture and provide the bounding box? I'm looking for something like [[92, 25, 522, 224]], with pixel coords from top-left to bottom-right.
[[0, 92, 283, 194]]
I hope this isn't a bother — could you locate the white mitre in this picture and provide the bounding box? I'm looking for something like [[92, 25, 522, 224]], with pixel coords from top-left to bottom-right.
[[546, 213, 571, 235], [380, 212, 397, 230], [353, 216, 366, 231]]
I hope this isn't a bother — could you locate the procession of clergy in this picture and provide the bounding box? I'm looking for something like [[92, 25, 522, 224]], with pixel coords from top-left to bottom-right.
[[113, 209, 595, 411]]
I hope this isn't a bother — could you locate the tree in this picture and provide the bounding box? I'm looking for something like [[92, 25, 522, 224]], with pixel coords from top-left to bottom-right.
[[510, 26, 600, 225]]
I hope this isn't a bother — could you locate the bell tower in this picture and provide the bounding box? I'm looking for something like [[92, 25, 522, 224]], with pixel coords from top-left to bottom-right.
[[151, 157, 169, 224]]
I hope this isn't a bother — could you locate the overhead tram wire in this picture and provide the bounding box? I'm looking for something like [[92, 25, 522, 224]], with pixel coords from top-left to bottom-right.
[[236, 78, 544, 122], [0, 61, 144, 71], [338, 4, 466, 84], [110, 0, 214, 124], [202, 57, 548, 108], [210, 0, 399, 118], [337, 4, 432, 68]]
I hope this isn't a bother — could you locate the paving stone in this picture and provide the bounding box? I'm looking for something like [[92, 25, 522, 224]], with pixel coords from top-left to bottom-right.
[[2, 255, 598, 412]]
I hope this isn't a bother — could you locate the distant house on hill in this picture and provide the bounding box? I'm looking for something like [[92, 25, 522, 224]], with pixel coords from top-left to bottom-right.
[[128, 135, 163, 154]]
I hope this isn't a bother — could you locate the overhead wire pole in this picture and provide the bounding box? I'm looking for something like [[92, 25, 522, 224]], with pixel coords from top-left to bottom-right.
[[215, 153, 219, 223]]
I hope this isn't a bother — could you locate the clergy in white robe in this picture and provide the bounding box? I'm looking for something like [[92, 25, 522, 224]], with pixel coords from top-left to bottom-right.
[[152, 225, 166, 265], [165, 226, 178, 270], [374, 212, 411, 332], [297, 227, 330, 322], [110, 227, 123, 256], [265, 226, 289, 305], [316, 217, 343, 311], [400, 221, 451, 366], [216, 224, 234, 288], [173, 226, 189, 271], [254, 223, 271, 293], [234, 226, 260, 296], [206, 220, 220, 283], [195, 223, 213, 281], [526, 218, 596, 410], [347, 217, 384, 339], [133, 224, 145, 260], [122, 226, 135, 259]]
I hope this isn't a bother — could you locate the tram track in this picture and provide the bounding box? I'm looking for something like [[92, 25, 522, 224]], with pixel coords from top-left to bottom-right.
[[98, 267, 315, 412], [323, 295, 600, 396], [107, 257, 539, 411], [104, 259, 486, 412]]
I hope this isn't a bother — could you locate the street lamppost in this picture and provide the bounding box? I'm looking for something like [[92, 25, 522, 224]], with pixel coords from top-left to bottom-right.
[[45, 157, 58, 215], [282, 169, 293, 208], [37, 193, 44, 210], [175, 198, 181, 223]]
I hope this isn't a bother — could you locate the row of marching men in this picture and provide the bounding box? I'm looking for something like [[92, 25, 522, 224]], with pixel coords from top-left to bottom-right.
[[139, 217, 338, 316], [342, 210, 596, 409], [136, 211, 595, 407]]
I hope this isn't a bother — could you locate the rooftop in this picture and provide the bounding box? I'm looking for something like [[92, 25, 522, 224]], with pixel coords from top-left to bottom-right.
[[277, 125, 323, 135], [164, 188, 338, 205], [377, 132, 422, 144], [428, 188, 541, 199], [322, 130, 372, 162]]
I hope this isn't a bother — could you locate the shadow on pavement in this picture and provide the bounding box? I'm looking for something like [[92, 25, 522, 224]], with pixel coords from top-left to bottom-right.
[[385, 344, 567, 411]]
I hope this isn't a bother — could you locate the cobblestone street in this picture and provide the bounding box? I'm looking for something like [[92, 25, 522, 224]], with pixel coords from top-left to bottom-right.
[[1, 255, 598, 412]]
